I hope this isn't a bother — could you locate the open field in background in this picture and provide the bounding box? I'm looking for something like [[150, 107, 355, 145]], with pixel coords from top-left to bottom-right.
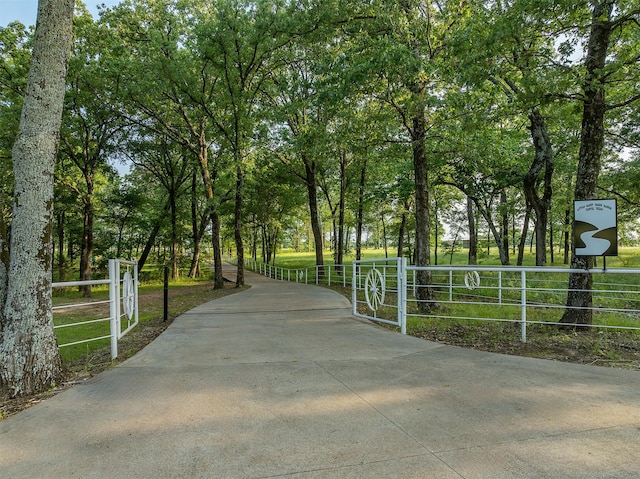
[[270, 246, 640, 269]]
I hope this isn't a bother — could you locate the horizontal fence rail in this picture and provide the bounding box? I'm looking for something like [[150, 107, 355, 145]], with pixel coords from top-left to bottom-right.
[[246, 259, 354, 288], [53, 258, 139, 359], [247, 258, 640, 343]]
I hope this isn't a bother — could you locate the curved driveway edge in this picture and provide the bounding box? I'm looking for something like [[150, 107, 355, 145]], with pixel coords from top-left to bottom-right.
[[1, 266, 640, 478]]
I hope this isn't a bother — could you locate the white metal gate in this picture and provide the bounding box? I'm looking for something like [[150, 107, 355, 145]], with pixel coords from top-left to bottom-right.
[[53, 258, 139, 359], [352, 257, 407, 334]]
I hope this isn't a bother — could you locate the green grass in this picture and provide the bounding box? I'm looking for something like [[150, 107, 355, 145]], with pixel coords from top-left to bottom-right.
[[268, 248, 388, 269], [265, 246, 640, 269]]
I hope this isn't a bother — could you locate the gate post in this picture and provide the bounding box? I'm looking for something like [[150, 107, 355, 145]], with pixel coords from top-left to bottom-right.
[[398, 257, 407, 335], [352, 261, 358, 317], [109, 259, 118, 359], [521, 270, 527, 343]]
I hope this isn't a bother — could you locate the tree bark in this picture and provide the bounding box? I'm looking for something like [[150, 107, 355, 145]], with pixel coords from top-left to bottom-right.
[[0, 210, 9, 313], [466, 196, 477, 265], [524, 108, 554, 266], [0, 0, 74, 397], [234, 161, 245, 287], [561, 0, 614, 325], [304, 155, 324, 277], [412, 105, 435, 311], [517, 206, 532, 266], [500, 190, 510, 265], [355, 159, 366, 261], [78, 187, 94, 297], [196, 139, 223, 289]]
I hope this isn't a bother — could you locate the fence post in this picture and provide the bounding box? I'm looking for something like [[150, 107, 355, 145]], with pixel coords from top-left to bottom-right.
[[498, 271, 502, 304], [521, 270, 527, 343], [352, 261, 357, 316], [163, 266, 169, 322], [109, 259, 118, 360], [399, 257, 407, 334], [134, 260, 139, 326], [449, 270, 453, 302]]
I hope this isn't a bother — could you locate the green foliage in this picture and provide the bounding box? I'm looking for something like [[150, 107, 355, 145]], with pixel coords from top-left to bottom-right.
[[3, 0, 639, 297]]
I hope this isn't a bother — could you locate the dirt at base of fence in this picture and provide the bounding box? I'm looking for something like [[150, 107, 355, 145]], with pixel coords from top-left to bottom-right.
[[410, 321, 640, 370], [330, 283, 640, 371]]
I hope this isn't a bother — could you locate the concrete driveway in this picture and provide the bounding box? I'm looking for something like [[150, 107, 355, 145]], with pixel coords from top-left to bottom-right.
[[1, 266, 639, 478]]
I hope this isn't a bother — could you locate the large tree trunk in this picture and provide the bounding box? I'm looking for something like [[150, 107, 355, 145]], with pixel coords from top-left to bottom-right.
[[561, 0, 614, 325], [304, 156, 324, 277], [196, 141, 223, 289], [211, 210, 223, 284], [78, 190, 94, 297], [524, 108, 554, 266], [412, 106, 435, 311], [466, 196, 477, 265], [0, 210, 9, 313], [355, 159, 366, 261], [0, 0, 74, 397], [234, 161, 245, 287], [517, 206, 532, 266], [500, 190, 510, 265], [336, 152, 347, 273]]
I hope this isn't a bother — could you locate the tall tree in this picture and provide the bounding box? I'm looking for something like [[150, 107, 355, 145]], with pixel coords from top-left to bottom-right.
[[58, 6, 124, 295], [101, 0, 228, 287], [561, 0, 640, 324], [196, 0, 295, 286], [0, 0, 75, 397]]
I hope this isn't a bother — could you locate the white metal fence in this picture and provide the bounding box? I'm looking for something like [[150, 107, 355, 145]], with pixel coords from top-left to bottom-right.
[[53, 258, 139, 359], [353, 259, 640, 342], [247, 259, 354, 288], [247, 258, 640, 342]]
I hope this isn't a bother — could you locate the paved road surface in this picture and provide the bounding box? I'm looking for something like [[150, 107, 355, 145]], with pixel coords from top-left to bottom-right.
[[1, 265, 640, 478]]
